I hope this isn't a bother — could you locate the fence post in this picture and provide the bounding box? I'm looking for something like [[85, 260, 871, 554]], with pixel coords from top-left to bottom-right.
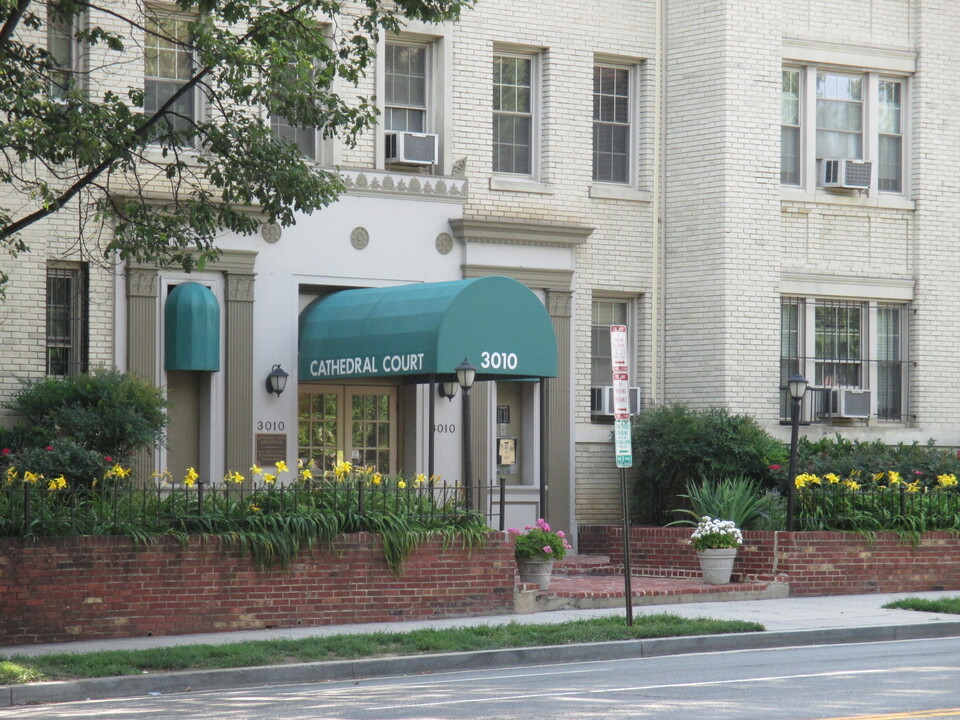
[[22, 481, 31, 529], [498, 477, 506, 531], [197, 480, 205, 515]]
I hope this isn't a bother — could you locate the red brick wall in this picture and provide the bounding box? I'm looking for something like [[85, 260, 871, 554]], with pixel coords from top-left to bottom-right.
[[580, 525, 960, 595], [0, 532, 515, 646]]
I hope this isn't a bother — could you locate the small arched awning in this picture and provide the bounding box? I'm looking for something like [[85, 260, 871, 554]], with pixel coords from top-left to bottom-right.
[[298, 276, 557, 382], [164, 282, 220, 372]]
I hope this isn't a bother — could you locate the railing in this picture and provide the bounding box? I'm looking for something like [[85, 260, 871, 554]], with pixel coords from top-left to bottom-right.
[[793, 485, 960, 532], [0, 478, 509, 537]]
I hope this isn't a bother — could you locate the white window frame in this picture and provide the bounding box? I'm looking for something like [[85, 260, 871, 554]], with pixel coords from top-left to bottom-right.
[[589, 297, 634, 422], [47, 1, 83, 99], [143, 7, 201, 145], [591, 62, 634, 186], [384, 39, 430, 134], [491, 49, 540, 180], [374, 28, 449, 173], [780, 295, 908, 423]]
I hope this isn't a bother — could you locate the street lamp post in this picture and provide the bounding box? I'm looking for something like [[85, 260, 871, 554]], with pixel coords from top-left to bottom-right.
[[456, 359, 476, 509], [786, 373, 808, 532]]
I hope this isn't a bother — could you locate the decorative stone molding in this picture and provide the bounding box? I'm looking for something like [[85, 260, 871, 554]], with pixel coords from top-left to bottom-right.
[[546, 290, 573, 318], [450, 217, 593, 248], [340, 169, 467, 201], [225, 274, 255, 303], [435, 232, 453, 255], [261, 223, 282, 244], [350, 226, 370, 250], [126, 269, 158, 298]]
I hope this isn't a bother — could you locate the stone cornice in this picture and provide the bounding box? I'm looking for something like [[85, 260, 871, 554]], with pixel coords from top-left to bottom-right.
[[339, 169, 467, 202], [450, 218, 593, 248]]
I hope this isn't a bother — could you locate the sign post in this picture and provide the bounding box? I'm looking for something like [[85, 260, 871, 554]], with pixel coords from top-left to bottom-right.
[[610, 325, 634, 626]]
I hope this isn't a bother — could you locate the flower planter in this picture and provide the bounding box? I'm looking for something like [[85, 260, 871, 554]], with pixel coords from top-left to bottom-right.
[[516, 559, 554, 589], [697, 548, 738, 584]]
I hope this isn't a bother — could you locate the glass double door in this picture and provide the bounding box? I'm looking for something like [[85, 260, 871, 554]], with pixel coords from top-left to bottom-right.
[[297, 385, 397, 474]]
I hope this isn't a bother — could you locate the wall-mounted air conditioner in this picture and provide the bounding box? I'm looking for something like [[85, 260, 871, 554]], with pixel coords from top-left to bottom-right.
[[829, 388, 871, 419], [385, 131, 438, 165], [590, 386, 641, 416], [819, 158, 872, 189]]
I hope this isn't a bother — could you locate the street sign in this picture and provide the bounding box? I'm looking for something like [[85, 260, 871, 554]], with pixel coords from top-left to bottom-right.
[[614, 418, 632, 468]]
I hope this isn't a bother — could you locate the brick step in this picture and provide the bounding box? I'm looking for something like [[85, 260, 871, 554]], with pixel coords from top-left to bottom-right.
[[552, 554, 616, 575]]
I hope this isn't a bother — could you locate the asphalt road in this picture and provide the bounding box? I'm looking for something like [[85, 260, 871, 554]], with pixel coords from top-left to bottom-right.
[[5, 636, 960, 720]]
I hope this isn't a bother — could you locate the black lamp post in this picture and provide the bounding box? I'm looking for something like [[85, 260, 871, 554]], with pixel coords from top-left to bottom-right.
[[786, 373, 808, 532], [456, 359, 476, 508]]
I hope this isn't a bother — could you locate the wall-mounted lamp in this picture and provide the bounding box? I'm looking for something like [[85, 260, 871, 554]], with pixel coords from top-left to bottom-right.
[[438, 380, 459, 401], [265, 363, 289, 396]]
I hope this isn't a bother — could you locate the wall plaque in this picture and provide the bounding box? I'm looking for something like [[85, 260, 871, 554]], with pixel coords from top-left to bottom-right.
[[256, 433, 287, 466]]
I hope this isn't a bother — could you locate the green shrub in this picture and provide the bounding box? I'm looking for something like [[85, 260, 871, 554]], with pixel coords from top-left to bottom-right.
[[11, 439, 111, 487], [630, 404, 786, 525], [4, 369, 168, 463], [796, 435, 960, 485]]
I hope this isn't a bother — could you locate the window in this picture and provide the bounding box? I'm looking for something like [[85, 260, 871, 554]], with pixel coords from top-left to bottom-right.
[[781, 69, 801, 185], [593, 64, 631, 184], [46, 264, 88, 377], [780, 297, 906, 422], [270, 62, 317, 159], [781, 64, 907, 193], [144, 10, 196, 142], [385, 42, 427, 132], [47, 2, 80, 98], [878, 79, 903, 192], [590, 299, 630, 419], [492, 53, 534, 175]]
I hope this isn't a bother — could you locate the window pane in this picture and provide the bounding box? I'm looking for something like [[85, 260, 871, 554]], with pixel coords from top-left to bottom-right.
[[816, 72, 863, 160], [592, 65, 630, 184], [877, 306, 903, 420], [144, 12, 195, 143], [492, 57, 534, 175]]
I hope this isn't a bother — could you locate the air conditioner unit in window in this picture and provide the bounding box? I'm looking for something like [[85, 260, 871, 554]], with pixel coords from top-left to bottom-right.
[[590, 386, 642, 416], [819, 158, 872, 189], [385, 131, 438, 165], [828, 388, 871, 419]]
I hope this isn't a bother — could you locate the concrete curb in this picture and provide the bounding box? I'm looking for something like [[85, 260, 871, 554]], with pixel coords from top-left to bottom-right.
[[5, 621, 960, 708]]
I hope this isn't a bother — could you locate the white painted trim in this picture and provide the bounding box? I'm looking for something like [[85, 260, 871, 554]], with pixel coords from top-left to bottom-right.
[[783, 39, 916, 74], [590, 183, 651, 202], [780, 272, 914, 301], [489, 176, 554, 194]]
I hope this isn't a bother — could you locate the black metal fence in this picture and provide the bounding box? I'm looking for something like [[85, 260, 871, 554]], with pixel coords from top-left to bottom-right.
[[794, 485, 960, 532], [0, 478, 509, 537]]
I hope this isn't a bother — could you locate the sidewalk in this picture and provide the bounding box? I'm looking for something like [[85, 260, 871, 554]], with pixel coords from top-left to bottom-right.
[[3, 582, 960, 708]]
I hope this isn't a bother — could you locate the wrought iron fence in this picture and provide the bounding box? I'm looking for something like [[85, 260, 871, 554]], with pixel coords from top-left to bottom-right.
[[793, 485, 960, 532], [0, 478, 509, 537]]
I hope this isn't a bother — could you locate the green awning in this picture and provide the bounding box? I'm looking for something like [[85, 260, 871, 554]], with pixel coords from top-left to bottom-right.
[[164, 282, 220, 372], [299, 276, 557, 382]]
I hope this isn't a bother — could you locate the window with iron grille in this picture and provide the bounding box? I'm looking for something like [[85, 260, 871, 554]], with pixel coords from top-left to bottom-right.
[[780, 297, 907, 422], [46, 264, 88, 377]]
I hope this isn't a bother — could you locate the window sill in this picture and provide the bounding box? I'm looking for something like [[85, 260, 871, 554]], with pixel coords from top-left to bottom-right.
[[780, 186, 915, 211], [489, 176, 554, 194], [589, 183, 651, 202]]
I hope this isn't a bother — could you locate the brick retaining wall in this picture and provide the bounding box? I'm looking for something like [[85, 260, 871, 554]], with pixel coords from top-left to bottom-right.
[[0, 532, 515, 646], [580, 525, 960, 595]]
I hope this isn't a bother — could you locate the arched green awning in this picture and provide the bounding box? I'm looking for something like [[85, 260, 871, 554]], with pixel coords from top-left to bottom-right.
[[298, 276, 557, 382], [164, 282, 220, 372]]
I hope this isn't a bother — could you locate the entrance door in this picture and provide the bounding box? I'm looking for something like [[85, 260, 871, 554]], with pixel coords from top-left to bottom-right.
[[297, 386, 397, 474]]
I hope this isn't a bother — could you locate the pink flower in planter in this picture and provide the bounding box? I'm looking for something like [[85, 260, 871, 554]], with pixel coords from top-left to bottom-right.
[[542, 546, 553, 554]]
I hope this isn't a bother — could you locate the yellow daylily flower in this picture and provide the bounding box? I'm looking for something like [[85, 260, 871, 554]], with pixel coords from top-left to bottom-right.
[[824, 473, 840, 484], [183, 467, 199, 487], [414, 473, 426, 486], [250, 464, 262, 475], [47, 475, 67, 491], [23, 471, 41, 485], [397, 480, 406, 489], [227, 471, 244, 484], [5, 467, 17, 484], [938, 474, 958, 488], [372, 472, 382, 486], [335, 461, 352, 479], [300, 468, 313, 480], [263, 473, 277, 484], [275, 460, 289, 474]]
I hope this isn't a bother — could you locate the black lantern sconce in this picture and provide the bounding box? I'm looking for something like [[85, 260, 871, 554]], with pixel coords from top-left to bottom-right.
[[265, 363, 289, 396]]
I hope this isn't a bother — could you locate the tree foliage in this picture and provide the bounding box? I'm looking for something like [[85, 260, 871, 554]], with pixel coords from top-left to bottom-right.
[[0, 0, 473, 292]]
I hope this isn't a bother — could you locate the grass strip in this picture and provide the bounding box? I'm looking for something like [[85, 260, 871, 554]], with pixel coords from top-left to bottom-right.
[[883, 596, 960, 614], [0, 614, 763, 685]]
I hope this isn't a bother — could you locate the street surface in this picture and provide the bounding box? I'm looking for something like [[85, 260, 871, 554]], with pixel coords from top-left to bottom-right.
[[4, 637, 960, 719]]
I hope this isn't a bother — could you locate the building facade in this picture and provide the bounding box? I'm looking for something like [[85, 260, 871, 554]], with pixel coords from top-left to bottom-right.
[[3, 0, 959, 542]]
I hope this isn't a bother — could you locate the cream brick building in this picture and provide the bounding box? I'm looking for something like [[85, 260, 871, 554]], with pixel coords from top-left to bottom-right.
[[3, 0, 959, 541]]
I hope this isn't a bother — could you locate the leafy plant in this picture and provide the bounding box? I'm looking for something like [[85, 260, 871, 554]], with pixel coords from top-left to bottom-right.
[[510, 518, 572, 562], [4, 369, 168, 463], [630, 404, 786, 524], [670, 476, 772, 530]]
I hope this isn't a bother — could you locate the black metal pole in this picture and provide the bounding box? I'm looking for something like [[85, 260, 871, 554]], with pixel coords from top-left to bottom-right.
[[620, 467, 633, 626], [539, 378, 547, 520], [428, 377, 436, 482], [786, 396, 800, 532], [462, 387, 473, 510]]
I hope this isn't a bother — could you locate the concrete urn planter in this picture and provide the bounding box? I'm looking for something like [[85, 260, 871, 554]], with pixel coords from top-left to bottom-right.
[[696, 548, 738, 584], [516, 559, 554, 589]]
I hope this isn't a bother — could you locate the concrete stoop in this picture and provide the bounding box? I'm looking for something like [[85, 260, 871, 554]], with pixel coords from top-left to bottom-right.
[[514, 555, 790, 614]]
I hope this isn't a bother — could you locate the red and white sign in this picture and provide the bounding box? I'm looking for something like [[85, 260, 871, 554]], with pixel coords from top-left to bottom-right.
[[610, 325, 630, 420]]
